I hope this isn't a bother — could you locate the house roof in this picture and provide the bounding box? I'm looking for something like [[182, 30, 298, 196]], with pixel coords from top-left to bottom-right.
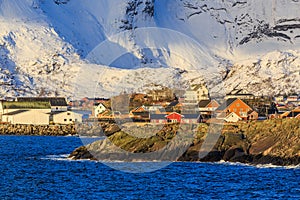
[[47, 111, 67, 115], [94, 102, 107, 108], [3, 110, 29, 116], [226, 89, 253, 96], [292, 108, 300, 112], [99, 110, 113, 116], [2, 101, 51, 109], [17, 97, 68, 107], [216, 98, 238, 111], [167, 101, 180, 108], [281, 111, 291, 117], [48, 111, 83, 116], [131, 106, 147, 113], [150, 114, 166, 120], [166, 112, 184, 117], [165, 101, 181, 112], [287, 111, 300, 118], [198, 100, 210, 108], [183, 114, 200, 119], [192, 84, 206, 91], [226, 112, 242, 119], [247, 110, 257, 115]]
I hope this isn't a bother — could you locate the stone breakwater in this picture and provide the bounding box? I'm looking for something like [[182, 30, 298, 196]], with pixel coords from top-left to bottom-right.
[[69, 119, 300, 166], [0, 124, 77, 136], [0, 122, 107, 136]]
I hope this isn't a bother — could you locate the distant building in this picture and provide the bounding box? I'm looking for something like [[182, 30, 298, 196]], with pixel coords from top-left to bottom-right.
[[129, 106, 150, 122], [2, 110, 50, 125], [225, 89, 254, 100], [165, 101, 183, 113], [147, 87, 174, 102], [286, 95, 298, 102], [50, 111, 83, 125], [191, 84, 210, 102], [285, 95, 299, 107], [0, 101, 51, 125], [146, 105, 165, 114], [199, 100, 220, 112], [93, 103, 107, 118], [184, 87, 198, 105], [16, 97, 68, 112], [274, 95, 285, 103], [248, 110, 259, 120], [280, 108, 300, 119]]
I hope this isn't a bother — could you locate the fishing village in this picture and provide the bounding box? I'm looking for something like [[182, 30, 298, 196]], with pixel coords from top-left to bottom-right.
[[0, 84, 300, 137]]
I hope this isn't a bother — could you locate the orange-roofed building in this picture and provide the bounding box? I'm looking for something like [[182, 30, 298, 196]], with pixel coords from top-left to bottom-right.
[[216, 98, 253, 120]]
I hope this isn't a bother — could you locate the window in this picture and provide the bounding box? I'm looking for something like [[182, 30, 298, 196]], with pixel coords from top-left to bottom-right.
[[56, 107, 59, 110], [67, 113, 71, 116], [237, 103, 240, 107], [69, 119, 72, 122], [64, 119, 67, 122]]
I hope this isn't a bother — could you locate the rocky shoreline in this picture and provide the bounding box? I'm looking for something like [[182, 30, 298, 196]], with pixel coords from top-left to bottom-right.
[[69, 119, 300, 166]]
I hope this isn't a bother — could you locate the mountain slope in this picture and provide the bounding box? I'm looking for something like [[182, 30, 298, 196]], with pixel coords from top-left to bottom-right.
[[0, 0, 300, 98]]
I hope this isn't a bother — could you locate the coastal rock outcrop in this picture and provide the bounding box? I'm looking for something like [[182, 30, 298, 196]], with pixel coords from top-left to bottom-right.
[[69, 119, 300, 166]]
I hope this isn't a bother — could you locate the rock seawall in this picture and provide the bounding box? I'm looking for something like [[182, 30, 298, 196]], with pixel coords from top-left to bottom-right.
[[0, 124, 77, 136], [0, 122, 107, 136], [69, 119, 300, 166]]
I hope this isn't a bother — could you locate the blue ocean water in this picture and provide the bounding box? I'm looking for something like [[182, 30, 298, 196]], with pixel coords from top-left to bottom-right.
[[0, 136, 299, 200]]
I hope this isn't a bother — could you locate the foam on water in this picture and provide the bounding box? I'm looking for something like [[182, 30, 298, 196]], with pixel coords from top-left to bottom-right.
[[41, 155, 300, 170]]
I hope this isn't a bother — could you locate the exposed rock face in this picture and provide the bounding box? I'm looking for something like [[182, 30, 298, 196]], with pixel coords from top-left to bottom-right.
[[69, 119, 300, 166]]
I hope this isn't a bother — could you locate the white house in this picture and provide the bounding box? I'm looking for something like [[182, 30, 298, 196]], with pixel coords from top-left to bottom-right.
[[94, 103, 107, 117], [199, 100, 220, 112], [274, 95, 285, 103], [0, 101, 51, 122], [184, 87, 198, 105], [146, 105, 164, 114], [191, 84, 210, 101], [51, 111, 83, 125], [2, 110, 50, 125], [224, 112, 242, 123]]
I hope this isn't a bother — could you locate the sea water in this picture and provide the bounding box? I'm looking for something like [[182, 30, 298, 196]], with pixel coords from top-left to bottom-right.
[[0, 136, 299, 199]]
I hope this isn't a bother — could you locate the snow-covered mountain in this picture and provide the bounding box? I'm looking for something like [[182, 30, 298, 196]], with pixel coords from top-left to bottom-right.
[[0, 0, 300, 98]]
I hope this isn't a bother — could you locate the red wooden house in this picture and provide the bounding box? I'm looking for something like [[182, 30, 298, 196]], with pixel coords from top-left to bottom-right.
[[166, 112, 184, 123]]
